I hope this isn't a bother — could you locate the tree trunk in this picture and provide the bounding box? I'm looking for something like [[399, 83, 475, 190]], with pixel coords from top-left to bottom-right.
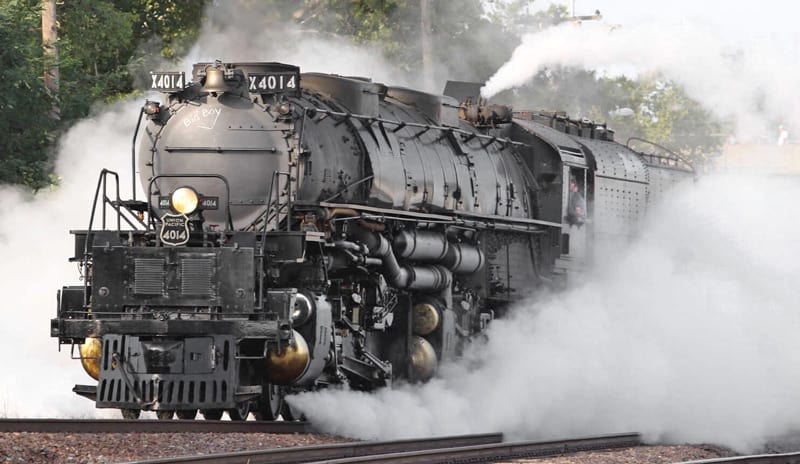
[[419, 0, 434, 92], [41, 0, 60, 120]]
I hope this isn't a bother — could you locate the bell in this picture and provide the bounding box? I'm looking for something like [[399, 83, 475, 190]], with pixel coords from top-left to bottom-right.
[[202, 67, 229, 94]]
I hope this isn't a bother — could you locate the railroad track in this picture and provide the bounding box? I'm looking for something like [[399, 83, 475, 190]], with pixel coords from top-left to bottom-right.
[[125, 432, 640, 464], [0, 418, 310, 434], [675, 453, 800, 464]]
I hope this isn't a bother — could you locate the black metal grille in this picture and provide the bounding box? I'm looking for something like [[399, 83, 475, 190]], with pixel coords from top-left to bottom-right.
[[99, 378, 228, 405], [134, 258, 165, 295], [181, 258, 214, 296]]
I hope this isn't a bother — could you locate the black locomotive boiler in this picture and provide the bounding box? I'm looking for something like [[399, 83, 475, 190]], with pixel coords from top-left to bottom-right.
[[51, 61, 693, 420]]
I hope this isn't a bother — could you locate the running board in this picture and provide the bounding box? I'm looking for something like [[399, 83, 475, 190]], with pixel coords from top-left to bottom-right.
[[73, 384, 97, 401]]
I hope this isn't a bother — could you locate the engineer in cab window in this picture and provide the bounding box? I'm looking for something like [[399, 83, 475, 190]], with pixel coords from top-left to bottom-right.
[[567, 177, 586, 226]]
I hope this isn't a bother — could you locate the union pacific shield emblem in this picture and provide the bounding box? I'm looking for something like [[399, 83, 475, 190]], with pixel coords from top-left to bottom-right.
[[160, 213, 190, 246]]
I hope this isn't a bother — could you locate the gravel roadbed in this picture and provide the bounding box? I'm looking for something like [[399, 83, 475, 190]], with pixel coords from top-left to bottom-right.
[[0, 431, 351, 463], [0, 432, 738, 464]]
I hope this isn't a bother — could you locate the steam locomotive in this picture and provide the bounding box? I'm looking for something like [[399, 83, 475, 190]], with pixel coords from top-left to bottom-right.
[[51, 61, 693, 420]]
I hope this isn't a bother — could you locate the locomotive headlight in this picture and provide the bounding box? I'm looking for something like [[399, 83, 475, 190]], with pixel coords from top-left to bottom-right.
[[171, 187, 199, 214]]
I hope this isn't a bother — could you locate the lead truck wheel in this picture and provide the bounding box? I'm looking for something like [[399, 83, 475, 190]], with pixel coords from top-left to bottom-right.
[[227, 401, 251, 421]]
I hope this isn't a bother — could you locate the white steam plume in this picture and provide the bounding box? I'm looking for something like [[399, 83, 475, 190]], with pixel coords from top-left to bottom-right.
[[181, 2, 412, 87], [481, 20, 799, 139], [290, 173, 800, 453], [0, 101, 143, 418]]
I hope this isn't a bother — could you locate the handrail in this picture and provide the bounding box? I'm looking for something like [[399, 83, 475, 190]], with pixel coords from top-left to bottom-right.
[[255, 170, 291, 311], [131, 107, 145, 201], [626, 136, 694, 171], [83, 169, 149, 307], [146, 174, 234, 231]]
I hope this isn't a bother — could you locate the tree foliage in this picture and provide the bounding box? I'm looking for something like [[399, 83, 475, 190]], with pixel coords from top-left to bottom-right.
[[594, 77, 724, 162], [0, 0, 56, 189], [0, 0, 209, 190], [127, 0, 208, 58]]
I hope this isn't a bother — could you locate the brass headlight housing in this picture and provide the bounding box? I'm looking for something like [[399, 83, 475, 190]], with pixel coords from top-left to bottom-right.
[[79, 337, 102, 381], [266, 331, 310, 385], [171, 187, 199, 214]]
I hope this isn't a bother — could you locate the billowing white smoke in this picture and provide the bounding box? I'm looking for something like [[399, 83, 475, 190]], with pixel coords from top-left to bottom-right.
[[290, 172, 800, 452], [481, 21, 799, 139], [0, 101, 143, 417], [181, 2, 412, 87]]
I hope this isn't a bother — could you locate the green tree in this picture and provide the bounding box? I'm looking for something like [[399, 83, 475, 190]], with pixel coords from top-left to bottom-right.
[[287, 0, 516, 82], [125, 0, 209, 58], [594, 77, 724, 162], [57, 0, 137, 119], [486, 2, 569, 35], [0, 0, 209, 189], [0, 0, 56, 189]]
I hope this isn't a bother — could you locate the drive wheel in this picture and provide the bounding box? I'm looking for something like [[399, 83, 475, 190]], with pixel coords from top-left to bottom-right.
[[201, 409, 223, 421], [156, 410, 174, 420], [176, 409, 198, 420], [227, 401, 251, 421], [120, 409, 140, 420], [254, 383, 283, 421]]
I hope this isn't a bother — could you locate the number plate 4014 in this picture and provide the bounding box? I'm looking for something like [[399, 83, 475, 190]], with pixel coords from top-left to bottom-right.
[[160, 213, 190, 246], [150, 72, 185, 92], [248, 72, 298, 94]]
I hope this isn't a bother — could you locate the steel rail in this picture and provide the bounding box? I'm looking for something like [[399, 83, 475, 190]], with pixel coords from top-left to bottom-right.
[[124, 432, 639, 464], [307, 432, 641, 464], [125, 433, 503, 464], [673, 452, 800, 464], [0, 418, 310, 434]]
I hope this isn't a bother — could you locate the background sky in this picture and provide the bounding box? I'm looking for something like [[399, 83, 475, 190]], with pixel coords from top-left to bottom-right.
[[546, 0, 798, 46], [535, 0, 800, 66]]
